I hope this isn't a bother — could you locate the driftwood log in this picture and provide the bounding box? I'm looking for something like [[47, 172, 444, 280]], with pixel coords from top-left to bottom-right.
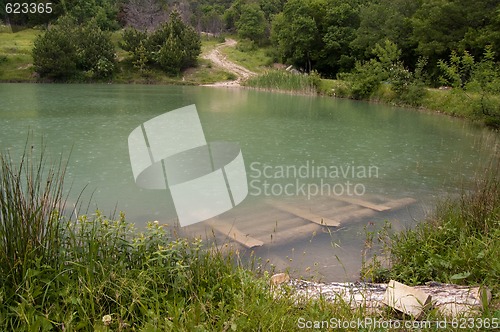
[[273, 276, 491, 317]]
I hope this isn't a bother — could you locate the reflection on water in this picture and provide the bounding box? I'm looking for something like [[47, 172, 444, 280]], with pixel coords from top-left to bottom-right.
[[0, 83, 497, 281]]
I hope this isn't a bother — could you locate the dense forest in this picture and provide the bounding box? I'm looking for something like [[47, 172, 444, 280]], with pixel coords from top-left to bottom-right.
[[3, 0, 499, 79]]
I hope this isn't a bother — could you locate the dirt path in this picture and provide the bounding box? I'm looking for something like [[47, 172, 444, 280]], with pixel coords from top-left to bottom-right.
[[202, 39, 256, 87]]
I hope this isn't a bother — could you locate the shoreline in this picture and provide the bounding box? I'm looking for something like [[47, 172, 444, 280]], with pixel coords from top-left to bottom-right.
[[1, 79, 496, 128]]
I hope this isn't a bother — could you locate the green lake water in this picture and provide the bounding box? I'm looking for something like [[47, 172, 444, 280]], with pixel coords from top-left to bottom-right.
[[0, 83, 497, 281]]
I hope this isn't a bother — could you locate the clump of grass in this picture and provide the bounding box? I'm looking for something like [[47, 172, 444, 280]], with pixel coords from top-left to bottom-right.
[[364, 164, 500, 295], [0, 143, 67, 288], [244, 70, 320, 94]]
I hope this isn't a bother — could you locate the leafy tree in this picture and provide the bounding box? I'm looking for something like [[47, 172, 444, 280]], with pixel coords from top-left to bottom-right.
[[198, 5, 224, 35], [223, 0, 244, 31], [271, 0, 360, 75], [411, 0, 500, 81], [236, 4, 266, 44], [352, 0, 419, 68], [258, 0, 286, 21], [319, 0, 360, 75], [271, 0, 320, 72]]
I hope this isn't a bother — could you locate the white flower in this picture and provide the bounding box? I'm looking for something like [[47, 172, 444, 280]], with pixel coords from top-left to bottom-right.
[[102, 314, 112, 326], [153, 220, 159, 225]]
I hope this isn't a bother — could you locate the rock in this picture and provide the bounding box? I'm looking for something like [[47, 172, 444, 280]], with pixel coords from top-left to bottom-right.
[[383, 280, 432, 319]]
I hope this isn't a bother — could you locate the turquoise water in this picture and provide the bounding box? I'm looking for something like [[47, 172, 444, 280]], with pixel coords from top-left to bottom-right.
[[0, 83, 497, 280]]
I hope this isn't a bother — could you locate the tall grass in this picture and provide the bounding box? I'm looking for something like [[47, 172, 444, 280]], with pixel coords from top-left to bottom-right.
[[0, 144, 67, 287], [244, 70, 320, 94]]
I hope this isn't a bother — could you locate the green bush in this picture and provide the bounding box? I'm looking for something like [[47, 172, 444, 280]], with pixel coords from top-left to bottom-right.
[[32, 16, 116, 80]]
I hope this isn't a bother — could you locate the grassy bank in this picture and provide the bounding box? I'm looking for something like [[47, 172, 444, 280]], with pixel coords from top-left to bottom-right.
[[363, 164, 500, 300], [2, 143, 499, 330], [0, 28, 234, 85]]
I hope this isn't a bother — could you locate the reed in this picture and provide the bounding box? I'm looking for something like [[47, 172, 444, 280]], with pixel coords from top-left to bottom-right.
[[244, 70, 320, 94], [0, 143, 67, 287]]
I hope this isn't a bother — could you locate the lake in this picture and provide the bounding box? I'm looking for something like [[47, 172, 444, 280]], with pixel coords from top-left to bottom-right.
[[0, 83, 497, 281]]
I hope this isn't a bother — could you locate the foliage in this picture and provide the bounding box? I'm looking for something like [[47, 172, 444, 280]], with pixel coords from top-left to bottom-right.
[[270, 0, 321, 72], [236, 3, 267, 44], [122, 11, 201, 76], [338, 40, 427, 105], [438, 47, 500, 125], [58, 0, 120, 30], [364, 165, 500, 295], [32, 16, 116, 79], [271, 0, 360, 75]]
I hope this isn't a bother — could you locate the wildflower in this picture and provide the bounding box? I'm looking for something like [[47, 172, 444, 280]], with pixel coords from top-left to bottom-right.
[[102, 314, 112, 326], [153, 220, 159, 225]]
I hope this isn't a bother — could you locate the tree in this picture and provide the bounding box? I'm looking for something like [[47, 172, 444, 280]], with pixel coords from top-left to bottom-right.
[[59, 0, 120, 30], [319, 0, 360, 75], [411, 0, 500, 73], [271, 0, 360, 75], [122, 11, 201, 76], [75, 20, 117, 78], [352, 0, 420, 68], [33, 23, 78, 79], [33, 16, 116, 79], [438, 47, 500, 121], [236, 4, 266, 43]]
